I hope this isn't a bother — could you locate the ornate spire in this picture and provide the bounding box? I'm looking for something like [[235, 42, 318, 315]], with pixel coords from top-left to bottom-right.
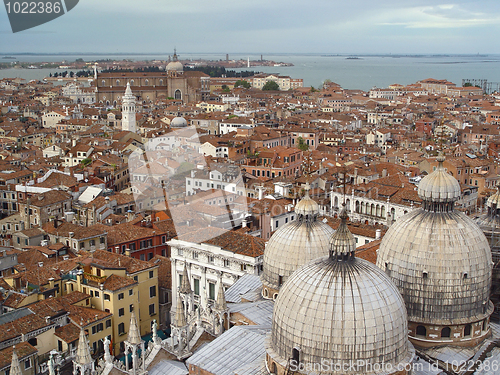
[[127, 310, 142, 346], [75, 327, 93, 366], [329, 204, 356, 261], [173, 296, 187, 327], [10, 347, 22, 375], [214, 277, 227, 311], [179, 262, 192, 294], [125, 81, 133, 96]]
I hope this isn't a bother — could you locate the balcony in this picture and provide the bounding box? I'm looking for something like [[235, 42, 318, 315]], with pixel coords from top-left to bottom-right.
[[83, 272, 107, 286]]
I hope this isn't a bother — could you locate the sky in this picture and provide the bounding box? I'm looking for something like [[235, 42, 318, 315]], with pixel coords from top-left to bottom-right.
[[1, 0, 500, 55]]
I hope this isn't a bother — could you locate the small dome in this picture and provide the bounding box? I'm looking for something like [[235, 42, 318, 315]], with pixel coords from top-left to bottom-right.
[[294, 183, 319, 217], [166, 50, 183, 72], [171, 116, 188, 128], [166, 61, 183, 72], [417, 154, 461, 202]]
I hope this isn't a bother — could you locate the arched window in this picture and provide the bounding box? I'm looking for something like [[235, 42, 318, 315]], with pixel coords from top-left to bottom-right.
[[270, 362, 277, 375], [292, 347, 300, 365], [175, 89, 182, 100], [441, 327, 451, 338], [159, 79, 164, 85], [273, 293, 278, 301], [130, 79, 134, 85], [464, 324, 472, 337], [116, 80, 120, 86], [102, 80, 105, 86], [145, 79, 149, 86], [416, 325, 426, 337], [263, 288, 268, 298]]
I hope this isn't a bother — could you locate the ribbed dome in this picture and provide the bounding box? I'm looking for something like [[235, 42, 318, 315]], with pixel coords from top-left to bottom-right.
[[261, 220, 334, 291], [269, 257, 413, 373], [417, 154, 461, 203], [171, 116, 188, 128], [377, 203, 493, 325]]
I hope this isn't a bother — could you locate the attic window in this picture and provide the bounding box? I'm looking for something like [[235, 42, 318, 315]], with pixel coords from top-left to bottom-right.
[[422, 271, 428, 279], [463, 272, 468, 279]]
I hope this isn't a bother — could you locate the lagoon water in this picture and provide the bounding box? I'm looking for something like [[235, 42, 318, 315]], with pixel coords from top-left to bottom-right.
[[1, 53, 500, 91]]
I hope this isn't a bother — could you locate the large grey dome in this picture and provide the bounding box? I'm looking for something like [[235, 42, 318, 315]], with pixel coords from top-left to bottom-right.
[[261, 185, 333, 297], [377, 155, 493, 328], [267, 210, 414, 374]]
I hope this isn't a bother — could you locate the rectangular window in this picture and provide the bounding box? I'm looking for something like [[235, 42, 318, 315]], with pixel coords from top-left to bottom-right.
[[209, 282, 215, 300], [129, 289, 133, 296], [24, 358, 31, 370], [208, 255, 214, 264], [224, 259, 230, 268], [150, 285, 156, 298], [95, 291, 99, 298], [106, 319, 111, 328], [194, 279, 200, 296], [118, 293, 124, 300], [118, 323, 125, 335], [193, 252, 198, 259], [119, 308, 124, 317], [149, 303, 155, 315], [104, 294, 110, 301], [149, 270, 154, 279], [130, 304, 134, 312]]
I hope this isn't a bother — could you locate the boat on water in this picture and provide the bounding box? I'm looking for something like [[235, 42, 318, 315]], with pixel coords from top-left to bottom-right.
[[2, 56, 16, 59]]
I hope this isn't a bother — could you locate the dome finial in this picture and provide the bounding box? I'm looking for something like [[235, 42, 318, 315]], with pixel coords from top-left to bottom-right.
[[330, 203, 356, 261]]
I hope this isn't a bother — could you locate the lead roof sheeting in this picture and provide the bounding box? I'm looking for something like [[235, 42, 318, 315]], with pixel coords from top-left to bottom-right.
[[225, 274, 262, 304], [229, 300, 274, 326], [148, 360, 188, 375], [186, 325, 270, 375]]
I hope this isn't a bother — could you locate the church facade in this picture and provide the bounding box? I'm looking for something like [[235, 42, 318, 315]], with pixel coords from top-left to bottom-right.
[[95, 53, 210, 105]]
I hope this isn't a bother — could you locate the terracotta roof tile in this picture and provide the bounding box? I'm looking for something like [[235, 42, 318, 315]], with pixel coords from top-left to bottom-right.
[[0, 342, 37, 370]]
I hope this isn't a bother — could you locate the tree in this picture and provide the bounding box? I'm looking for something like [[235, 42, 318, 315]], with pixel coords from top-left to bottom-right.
[[234, 80, 250, 89], [221, 85, 230, 93], [262, 81, 280, 91], [297, 137, 309, 151]]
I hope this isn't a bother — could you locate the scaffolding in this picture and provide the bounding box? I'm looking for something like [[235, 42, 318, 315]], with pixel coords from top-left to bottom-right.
[[462, 79, 500, 94]]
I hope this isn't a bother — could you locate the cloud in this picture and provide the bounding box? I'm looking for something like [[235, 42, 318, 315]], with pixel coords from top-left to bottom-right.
[[378, 3, 500, 29]]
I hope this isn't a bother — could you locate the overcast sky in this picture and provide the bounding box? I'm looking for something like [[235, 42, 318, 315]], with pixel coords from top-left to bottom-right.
[[1, 0, 500, 54]]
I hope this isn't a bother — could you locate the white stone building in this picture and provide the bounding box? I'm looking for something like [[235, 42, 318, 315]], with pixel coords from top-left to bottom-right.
[[168, 229, 264, 318]]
